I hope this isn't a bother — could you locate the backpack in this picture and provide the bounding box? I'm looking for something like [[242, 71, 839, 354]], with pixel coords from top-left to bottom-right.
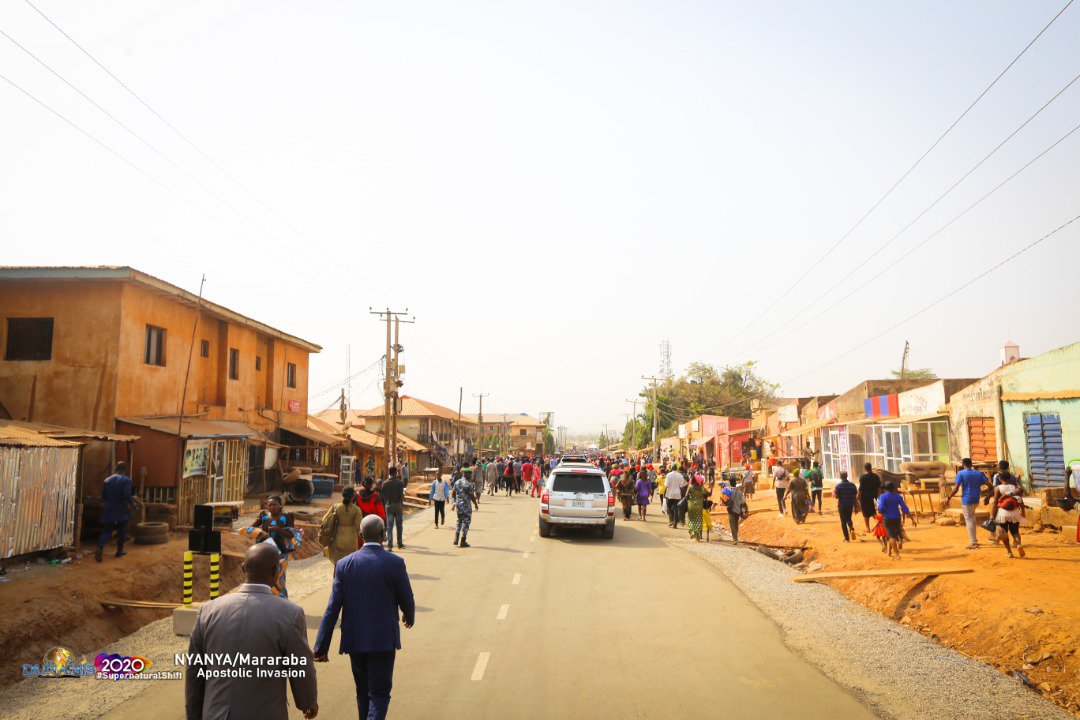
[[319, 504, 341, 546]]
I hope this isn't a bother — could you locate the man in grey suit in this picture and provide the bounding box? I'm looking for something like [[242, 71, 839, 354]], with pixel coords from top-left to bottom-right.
[[185, 542, 319, 720]]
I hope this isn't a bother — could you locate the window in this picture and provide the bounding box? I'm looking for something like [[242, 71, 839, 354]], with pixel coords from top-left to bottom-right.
[[255, 356, 262, 371], [5, 318, 53, 360], [519, 428, 527, 436], [286, 362, 297, 388], [549, 474, 605, 494], [200, 340, 209, 358], [144, 325, 166, 366], [228, 348, 239, 380]]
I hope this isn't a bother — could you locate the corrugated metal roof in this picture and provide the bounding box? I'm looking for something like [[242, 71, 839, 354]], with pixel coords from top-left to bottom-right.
[[0, 424, 80, 447], [117, 416, 258, 439], [316, 417, 426, 453], [281, 421, 345, 447], [0, 419, 137, 442], [359, 396, 476, 423], [466, 413, 544, 426]]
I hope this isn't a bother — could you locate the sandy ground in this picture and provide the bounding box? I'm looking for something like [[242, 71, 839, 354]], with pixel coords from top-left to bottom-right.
[[722, 484, 1080, 715]]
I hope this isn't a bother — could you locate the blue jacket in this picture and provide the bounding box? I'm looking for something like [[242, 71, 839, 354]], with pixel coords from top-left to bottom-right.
[[314, 543, 415, 655], [100, 473, 135, 523]]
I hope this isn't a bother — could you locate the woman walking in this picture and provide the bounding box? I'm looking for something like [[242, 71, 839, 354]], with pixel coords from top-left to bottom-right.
[[615, 469, 635, 520], [785, 469, 811, 524], [634, 469, 651, 520], [239, 494, 301, 598], [991, 461, 1026, 558], [685, 476, 709, 541], [321, 486, 363, 572], [355, 477, 386, 522]]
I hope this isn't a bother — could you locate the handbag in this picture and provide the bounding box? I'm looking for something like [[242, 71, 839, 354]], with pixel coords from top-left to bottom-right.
[[981, 517, 998, 534], [318, 504, 341, 546]]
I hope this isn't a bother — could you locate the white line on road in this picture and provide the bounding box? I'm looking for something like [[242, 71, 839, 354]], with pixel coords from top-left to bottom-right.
[[497, 604, 509, 620], [529, 535, 536, 542], [523, 551, 530, 559], [512, 573, 521, 585], [471, 652, 490, 681]]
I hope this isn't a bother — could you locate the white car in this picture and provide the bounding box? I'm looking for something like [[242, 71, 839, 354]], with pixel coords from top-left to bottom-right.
[[539, 465, 615, 539]]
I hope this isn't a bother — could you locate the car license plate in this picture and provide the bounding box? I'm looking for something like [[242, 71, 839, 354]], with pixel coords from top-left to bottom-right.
[[571, 500, 588, 508]]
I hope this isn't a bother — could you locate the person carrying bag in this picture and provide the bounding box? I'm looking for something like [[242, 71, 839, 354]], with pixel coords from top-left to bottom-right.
[[321, 486, 364, 571]]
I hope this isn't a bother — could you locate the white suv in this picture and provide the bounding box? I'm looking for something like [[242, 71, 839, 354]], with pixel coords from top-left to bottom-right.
[[539, 465, 615, 539]]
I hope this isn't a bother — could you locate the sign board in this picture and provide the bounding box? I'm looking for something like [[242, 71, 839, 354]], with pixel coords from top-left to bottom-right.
[[288, 399, 302, 413], [535, 430, 543, 441], [898, 381, 945, 417], [182, 439, 211, 478], [778, 405, 799, 424]]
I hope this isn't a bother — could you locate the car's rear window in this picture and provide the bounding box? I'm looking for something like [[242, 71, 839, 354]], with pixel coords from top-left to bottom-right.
[[550, 474, 605, 493]]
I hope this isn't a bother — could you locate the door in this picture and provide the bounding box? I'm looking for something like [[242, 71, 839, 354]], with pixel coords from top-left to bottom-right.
[[1024, 413, 1065, 490], [882, 427, 903, 472], [967, 417, 997, 464]]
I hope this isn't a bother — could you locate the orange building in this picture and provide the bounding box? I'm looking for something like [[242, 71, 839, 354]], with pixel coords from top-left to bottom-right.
[[0, 267, 320, 519]]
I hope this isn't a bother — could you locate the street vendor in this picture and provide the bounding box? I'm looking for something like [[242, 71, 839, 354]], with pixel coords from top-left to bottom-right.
[[239, 494, 302, 598]]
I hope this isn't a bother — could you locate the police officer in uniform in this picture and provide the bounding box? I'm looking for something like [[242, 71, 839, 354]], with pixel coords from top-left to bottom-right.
[[452, 467, 480, 548]]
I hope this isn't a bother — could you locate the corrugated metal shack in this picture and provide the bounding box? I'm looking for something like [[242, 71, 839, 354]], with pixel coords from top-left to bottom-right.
[[0, 425, 80, 558]]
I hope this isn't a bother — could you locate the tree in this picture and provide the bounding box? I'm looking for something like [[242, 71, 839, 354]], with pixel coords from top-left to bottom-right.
[[598, 431, 611, 448], [624, 361, 777, 444], [890, 368, 937, 380]]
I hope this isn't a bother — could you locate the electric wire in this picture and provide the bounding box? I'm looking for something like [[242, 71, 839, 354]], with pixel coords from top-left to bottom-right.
[[697, 0, 1075, 362]]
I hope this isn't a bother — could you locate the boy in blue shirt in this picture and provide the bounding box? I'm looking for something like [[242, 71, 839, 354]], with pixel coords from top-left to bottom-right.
[[944, 457, 990, 549], [877, 481, 916, 559]]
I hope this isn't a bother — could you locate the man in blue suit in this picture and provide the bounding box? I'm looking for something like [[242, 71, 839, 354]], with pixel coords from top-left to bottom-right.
[[95, 461, 139, 563], [314, 515, 415, 720]]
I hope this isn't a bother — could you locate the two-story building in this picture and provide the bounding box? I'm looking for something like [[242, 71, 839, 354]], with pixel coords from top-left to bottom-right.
[[0, 266, 320, 524], [359, 395, 477, 468], [468, 413, 547, 454]]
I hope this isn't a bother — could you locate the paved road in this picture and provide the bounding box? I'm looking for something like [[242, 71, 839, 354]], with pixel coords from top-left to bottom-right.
[[108, 494, 878, 719]]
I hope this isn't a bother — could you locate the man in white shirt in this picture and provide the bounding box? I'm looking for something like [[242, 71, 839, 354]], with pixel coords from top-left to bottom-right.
[[664, 467, 686, 528], [772, 465, 790, 516]]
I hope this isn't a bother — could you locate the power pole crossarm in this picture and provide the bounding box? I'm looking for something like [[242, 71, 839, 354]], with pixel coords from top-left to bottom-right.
[[370, 308, 412, 474]]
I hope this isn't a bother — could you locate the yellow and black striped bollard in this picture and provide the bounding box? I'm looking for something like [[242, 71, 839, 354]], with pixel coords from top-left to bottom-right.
[[183, 551, 194, 606], [209, 553, 220, 599]]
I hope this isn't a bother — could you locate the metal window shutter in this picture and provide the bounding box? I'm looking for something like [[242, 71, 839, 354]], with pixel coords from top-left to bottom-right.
[[1024, 413, 1065, 490], [967, 417, 996, 464]]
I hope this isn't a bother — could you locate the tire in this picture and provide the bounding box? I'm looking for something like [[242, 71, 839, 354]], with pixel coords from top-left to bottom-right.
[[601, 521, 615, 539], [133, 532, 168, 545], [538, 517, 552, 538], [131, 522, 169, 538]]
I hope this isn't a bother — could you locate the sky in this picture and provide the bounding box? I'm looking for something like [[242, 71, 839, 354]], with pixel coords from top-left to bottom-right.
[[2, 0, 1079, 434]]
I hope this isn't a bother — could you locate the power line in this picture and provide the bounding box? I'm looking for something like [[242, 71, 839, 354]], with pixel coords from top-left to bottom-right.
[[19, 0, 398, 308], [780, 211, 1080, 388], [697, 0, 1074, 363], [733, 114, 1080, 363]]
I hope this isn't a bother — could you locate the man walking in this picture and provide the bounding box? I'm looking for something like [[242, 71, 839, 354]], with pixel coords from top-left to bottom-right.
[[96, 461, 139, 563], [772, 464, 790, 517], [315, 516, 414, 720], [187, 542, 318, 720], [664, 465, 686, 528], [721, 477, 747, 544], [944, 457, 990, 550], [381, 467, 405, 551], [452, 468, 480, 547], [485, 458, 499, 496], [832, 470, 858, 541], [806, 461, 824, 514], [522, 458, 536, 497], [513, 457, 524, 494], [429, 474, 451, 528]]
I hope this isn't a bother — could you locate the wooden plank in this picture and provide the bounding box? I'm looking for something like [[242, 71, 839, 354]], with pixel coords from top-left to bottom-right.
[[100, 597, 199, 610], [792, 567, 973, 583]]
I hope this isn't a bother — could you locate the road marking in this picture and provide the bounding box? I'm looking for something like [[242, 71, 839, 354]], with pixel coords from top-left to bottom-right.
[[497, 603, 509, 620], [471, 652, 490, 681], [512, 573, 521, 585], [529, 535, 537, 542], [523, 551, 530, 559]]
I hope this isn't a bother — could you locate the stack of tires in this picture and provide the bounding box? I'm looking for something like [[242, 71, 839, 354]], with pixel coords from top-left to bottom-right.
[[132, 521, 170, 545]]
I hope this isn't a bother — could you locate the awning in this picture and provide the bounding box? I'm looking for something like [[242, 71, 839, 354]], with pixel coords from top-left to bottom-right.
[[841, 413, 946, 428], [0, 424, 81, 447], [281, 424, 346, 447], [780, 417, 834, 437], [690, 436, 714, 447], [117, 416, 257, 439], [720, 427, 753, 438]]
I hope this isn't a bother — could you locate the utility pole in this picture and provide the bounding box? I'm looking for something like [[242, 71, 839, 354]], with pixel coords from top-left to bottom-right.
[[345, 344, 351, 408], [474, 392, 490, 454], [899, 340, 910, 381], [339, 388, 347, 427], [455, 386, 463, 466], [624, 399, 639, 450], [643, 375, 661, 458], [370, 308, 411, 474]]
